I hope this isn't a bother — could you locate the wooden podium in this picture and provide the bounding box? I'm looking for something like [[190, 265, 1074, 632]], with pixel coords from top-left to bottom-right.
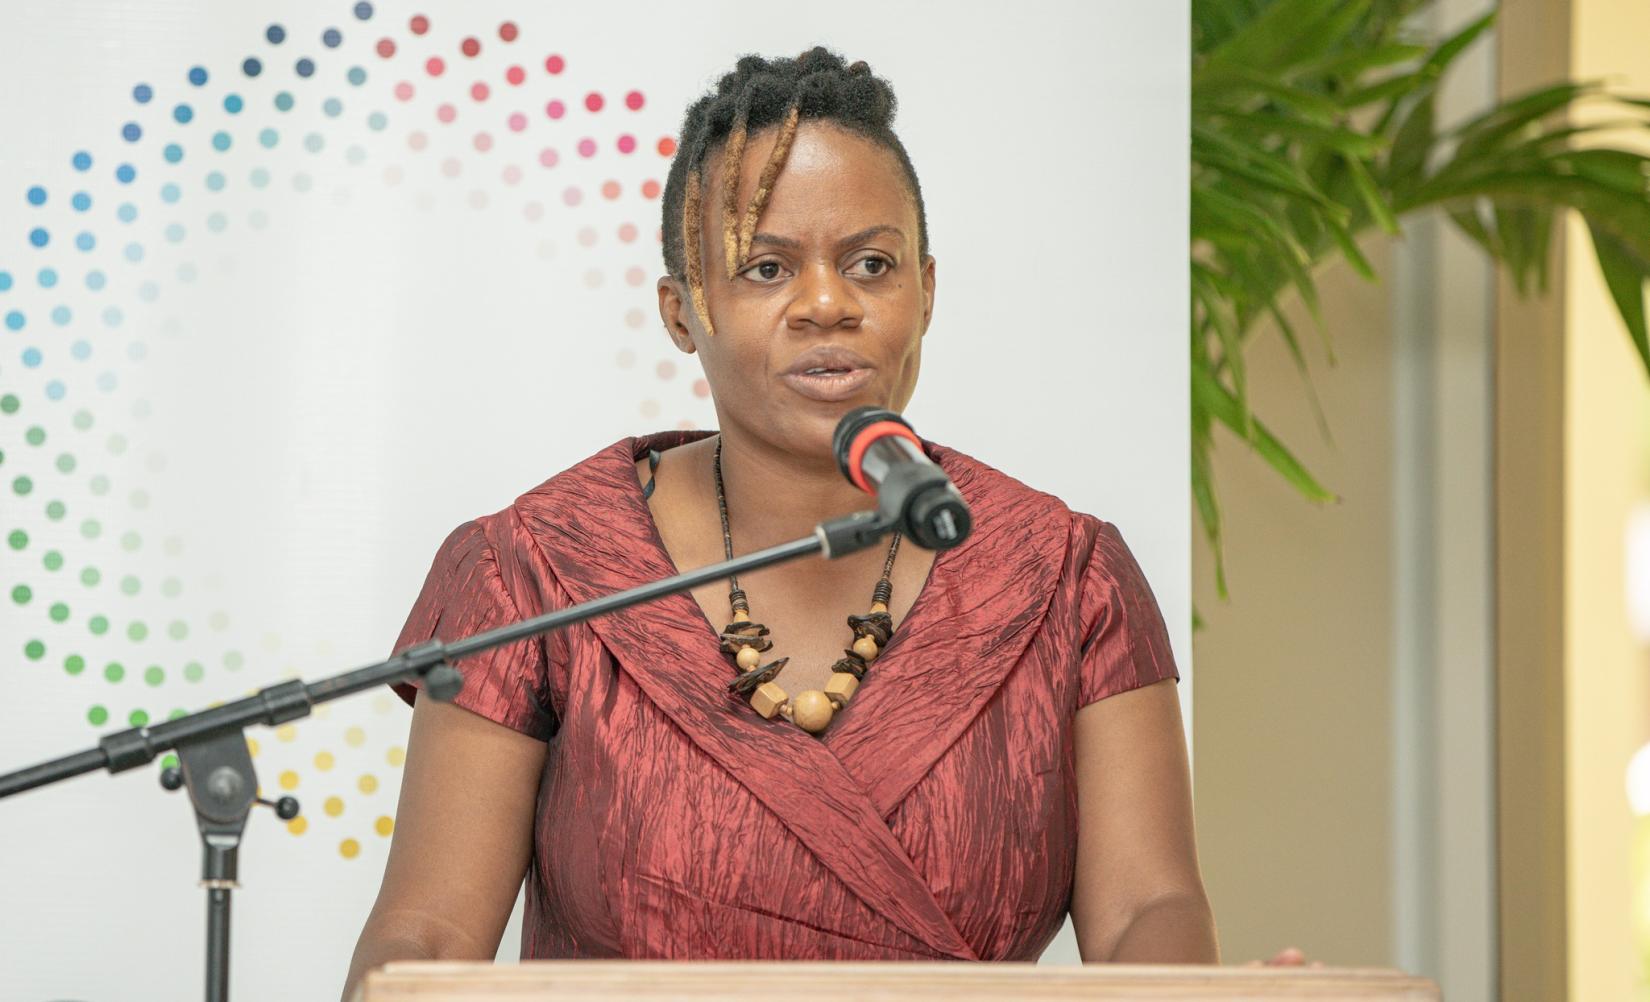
[[357, 961, 1441, 1001]]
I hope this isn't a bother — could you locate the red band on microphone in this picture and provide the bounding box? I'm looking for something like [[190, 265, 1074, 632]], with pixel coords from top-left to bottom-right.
[[846, 420, 923, 494]]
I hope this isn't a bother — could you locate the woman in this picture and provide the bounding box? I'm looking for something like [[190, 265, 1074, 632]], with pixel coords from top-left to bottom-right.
[[343, 47, 1217, 996]]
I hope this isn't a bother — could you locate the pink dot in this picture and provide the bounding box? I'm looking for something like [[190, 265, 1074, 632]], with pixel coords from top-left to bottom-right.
[[471, 82, 490, 102], [426, 56, 445, 77], [409, 15, 430, 35], [626, 267, 646, 287], [625, 91, 645, 111], [657, 136, 677, 157], [461, 37, 481, 58], [505, 65, 525, 86], [524, 201, 543, 222], [656, 360, 676, 380], [545, 54, 565, 74], [617, 134, 637, 154], [394, 81, 414, 101], [436, 103, 456, 124], [601, 180, 621, 200], [538, 147, 559, 168], [507, 112, 527, 132], [585, 92, 604, 113], [376, 38, 396, 58], [441, 158, 461, 178], [499, 21, 519, 42], [618, 222, 638, 243], [408, 131, 428, 151], [473, 132, 492, 152], [562, 186, 582, 206], [641, 179, 661, 199], [692, 378, 710, 399], [545, 99, 565, 120], [502, 165, 522, 185], [577, 138, 596, 158]]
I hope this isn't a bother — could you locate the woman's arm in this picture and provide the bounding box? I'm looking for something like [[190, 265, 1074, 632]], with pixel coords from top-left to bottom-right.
[[1069, 677, 1219, 963], [340, 695, 548, 1001]]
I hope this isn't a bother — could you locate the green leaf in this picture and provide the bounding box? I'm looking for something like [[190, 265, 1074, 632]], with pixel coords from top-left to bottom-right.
[[1344, 153, 1401, 233], [1587, 219, 1650, 374], [1192, 367, 1338, 504]]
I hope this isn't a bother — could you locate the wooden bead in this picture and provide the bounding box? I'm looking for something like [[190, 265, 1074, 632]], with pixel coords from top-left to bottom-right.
[[824, 671, 859, 708], [851, 635, 880, 662], [750, 681, 789, 720], [790, 690, 835, 733], [733, 609, 751, 623], [870, 601, 888, 614], [735, 646, 761, 670]]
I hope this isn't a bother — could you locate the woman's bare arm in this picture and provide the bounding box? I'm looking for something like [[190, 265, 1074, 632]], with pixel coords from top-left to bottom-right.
[[1069, 677, 1219, 963], [341, 695, 548, 1001]]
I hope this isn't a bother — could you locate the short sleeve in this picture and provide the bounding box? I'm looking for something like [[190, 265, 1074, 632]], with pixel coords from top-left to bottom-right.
[[388, 517, 558, 740], [1075, 515, 1181, 707]]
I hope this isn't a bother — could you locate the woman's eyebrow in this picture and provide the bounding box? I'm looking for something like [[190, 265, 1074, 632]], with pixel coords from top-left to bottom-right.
[[749, 224, 907, 251]]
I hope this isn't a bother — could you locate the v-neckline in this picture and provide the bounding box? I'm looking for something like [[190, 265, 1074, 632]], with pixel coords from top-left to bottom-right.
[[625, 430, 953, 744]]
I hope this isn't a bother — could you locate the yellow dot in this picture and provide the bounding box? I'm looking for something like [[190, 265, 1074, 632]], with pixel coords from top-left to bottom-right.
[[324, 796, 344, 817], [275, 724, 297, 743], [386, 746, 405, 767], [278, 770, 299, 791], [286, 816, 308, 836], [344, 726, 366, 748], [247, 738, 260, 758], [374, 815, 395, 837], [314, 750, 334, 771], [357, 774, 378, 795], [339, 838, 360, 860]]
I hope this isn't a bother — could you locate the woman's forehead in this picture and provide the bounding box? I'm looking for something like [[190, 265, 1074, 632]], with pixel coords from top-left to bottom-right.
[[708, 122, 918, 240]]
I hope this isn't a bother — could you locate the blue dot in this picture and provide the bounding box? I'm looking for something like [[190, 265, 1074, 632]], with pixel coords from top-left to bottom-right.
[[117, 203, 137, 223], [75, 233, 95, 252], [137, 282, 158, 303], [259, 129, 278, 148], [274, 92, 294, 112], [37, 268, 56, 288], [250, 168, 270, 187], [212, 131, 231, 151], [367, 111, 386, 131], [173, 104, 193, 124], [206, 171, 225, 191], [267, 24, 286, 43], [0, 272, 11, 292], [71, 192, 91, 211], [5, 311, 24, 331], [71, 340, 90, 359], [115, 163, 136, 184], [323, 28, 342, 48], [164, 223, 185, 243], [26, 186, 46, 206], [86, 271, 105, 291], [354, 2, 373, 21], [103, 306, 124, 327], [206, 212, 226, 232], [124, 243, 143, 263], [347, 66, 366, 86], [160, 183, 180, 203], [50, 306, 70, 325], [243, 58, 262, 77], [296, 58, 315, 78], [72, 151, 92, 171], [224, 93, 244, 114], [323, 98, 342, 117], [45, 381, 64, 401], [122, 122, 142, 142], [163, 143, 183, 164], [188, 66, 208, 86], [22, 347, 41, 367], [304, 133, 323, 153], [133, 83, 153, 103], [97, 371, 117, 392], [28, 228, 48, 248]]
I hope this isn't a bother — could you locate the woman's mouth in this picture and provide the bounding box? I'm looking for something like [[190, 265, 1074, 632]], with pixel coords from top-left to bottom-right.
[[780, 366, 875, 402]]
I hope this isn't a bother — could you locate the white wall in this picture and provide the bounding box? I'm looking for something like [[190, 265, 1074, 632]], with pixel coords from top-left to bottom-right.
[[0, 2, 1188, 997]]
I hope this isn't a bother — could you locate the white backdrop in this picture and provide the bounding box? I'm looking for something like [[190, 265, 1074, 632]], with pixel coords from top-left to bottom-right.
[[0, 1, 1188, 998]]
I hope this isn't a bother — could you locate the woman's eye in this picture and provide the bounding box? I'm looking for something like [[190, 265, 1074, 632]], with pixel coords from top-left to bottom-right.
[[744, 261, 785, 282], [852, 256, 892, 277]]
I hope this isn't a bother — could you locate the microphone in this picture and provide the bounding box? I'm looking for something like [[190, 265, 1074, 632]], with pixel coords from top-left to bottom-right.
[[832, 407, 973, 550]]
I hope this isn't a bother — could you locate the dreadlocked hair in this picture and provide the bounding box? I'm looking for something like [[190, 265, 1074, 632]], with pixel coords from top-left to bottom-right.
[[661, 46, 930, 336]]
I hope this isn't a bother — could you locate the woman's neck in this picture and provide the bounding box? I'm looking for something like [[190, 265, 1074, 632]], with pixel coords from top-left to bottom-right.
[[708, 426, 875, 549]]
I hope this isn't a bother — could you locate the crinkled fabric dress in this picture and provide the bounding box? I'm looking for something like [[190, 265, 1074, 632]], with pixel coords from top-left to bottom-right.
[[390, 428, 1179, 961]]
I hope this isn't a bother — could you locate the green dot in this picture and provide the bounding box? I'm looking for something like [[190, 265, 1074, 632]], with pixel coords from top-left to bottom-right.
[[107, 434, 127, 456], [120, 575, 140, 595], [55, 453, 75, 474], [87, 704, 108, 726], [43, 550, 62, 571], [80, 566, 100, 587], [11, 584, 32, 605], [24, 426, 44, 446], [88, 475, 108, 495], [24, 639, 45, 660], [72, 409, 92, 430], [144, 665, 165, 686], [224, 650, 244, 671], [167, 709, 186, 721], [64, 654, 85, 676], [88, 614, 108, 635], [129, 708, 149, 727], [0, 394, 19, 414], [183, 661, 204, 682], [167, 620, 188, 640], [104, 661, 124, 683], [127, 621, 148, 642], [48, 602, 69, 623], [161, 577, 181, 597], [120, 531, 141, 551], [45, 499, 65, 520], [79, 519, 100, 539], [7, 529, 26, 549], [160, 752, 179, 769], [13, 476, 33, 496]]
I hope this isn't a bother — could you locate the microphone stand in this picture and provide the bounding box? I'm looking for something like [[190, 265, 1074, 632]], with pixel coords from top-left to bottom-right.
[[0, 508, 900, 1002]]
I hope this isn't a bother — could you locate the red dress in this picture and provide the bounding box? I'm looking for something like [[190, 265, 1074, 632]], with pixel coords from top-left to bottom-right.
[[391, 429, 1179, 961]]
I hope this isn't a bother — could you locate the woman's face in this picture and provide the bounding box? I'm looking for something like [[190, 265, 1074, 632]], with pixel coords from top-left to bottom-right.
[[657, 121, 936, 459]]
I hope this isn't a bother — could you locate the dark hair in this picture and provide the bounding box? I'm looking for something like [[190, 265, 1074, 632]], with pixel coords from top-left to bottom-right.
[[659, 46, 929, 334]]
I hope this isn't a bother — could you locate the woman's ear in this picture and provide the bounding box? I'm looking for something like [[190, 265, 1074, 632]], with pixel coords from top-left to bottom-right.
[[919, 254, 937, 336], [656, 276, 699, 354]]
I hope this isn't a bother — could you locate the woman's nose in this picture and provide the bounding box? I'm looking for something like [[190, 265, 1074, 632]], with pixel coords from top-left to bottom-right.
[[785, 263, 863, 330]]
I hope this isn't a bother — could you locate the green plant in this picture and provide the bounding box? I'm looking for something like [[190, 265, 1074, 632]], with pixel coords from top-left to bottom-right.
[[1192, 0, 1650, 595]]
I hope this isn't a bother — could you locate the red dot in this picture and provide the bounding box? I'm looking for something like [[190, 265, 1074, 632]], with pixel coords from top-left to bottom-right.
[[474, 132, 493, 152], [656, 360, 676, 380], [376, 38, 396, 58], [693, 379, 710, 399], [539, 148, 559, 168], [577, 138, 596, 158], [436, 103, 455, 124], [602, 180, 621, 200], [641, 179, 661, 199], [394, 81, 414, 101], [461, 37, 480, 58], [545, 54, 565, 75], [625, 91, 645, 111], [545, 99, 565, 120], [507, 112, 527, 132], [657, 136, 677, 157], [471, 82, 490, 102], [426, 56, 445, 77], [505, 65, 525, 86], [618, 222, 638, 243], [409, 15, 430, 35], [498, 21, 519, 42], [585, 92, 604, 113]]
